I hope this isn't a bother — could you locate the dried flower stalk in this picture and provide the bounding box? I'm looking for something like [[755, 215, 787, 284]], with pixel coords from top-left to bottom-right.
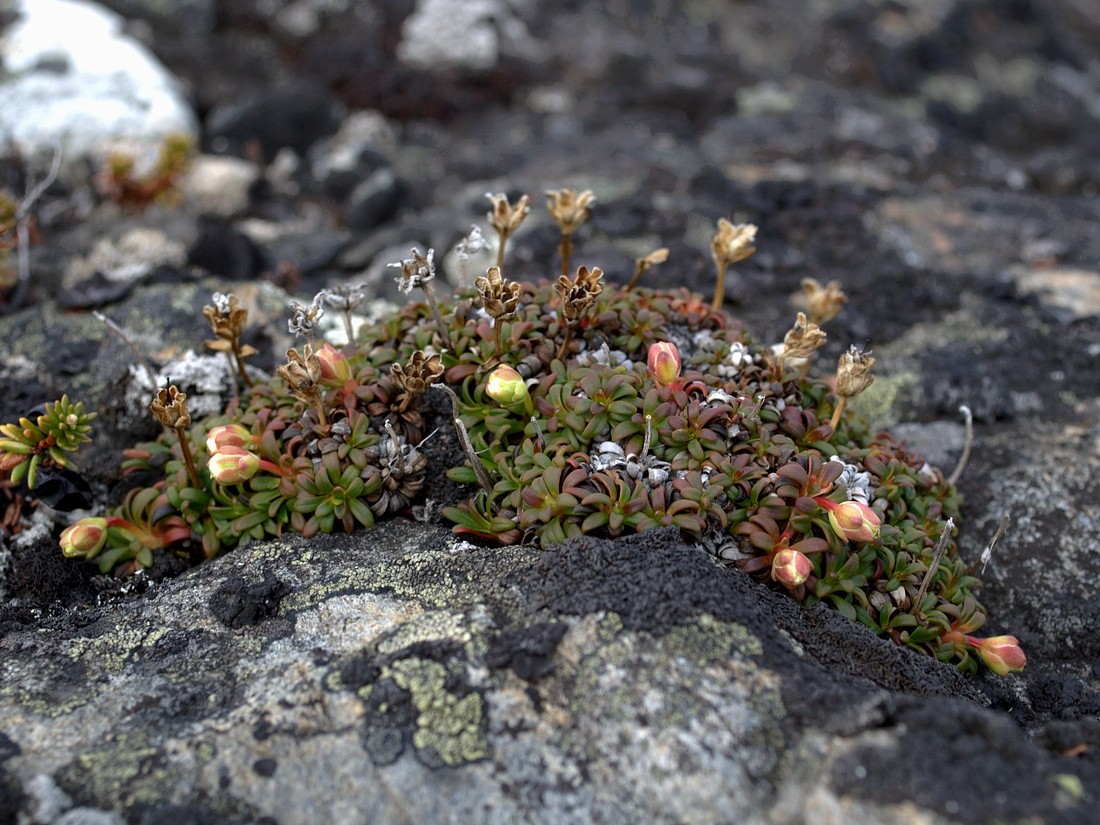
[[474, 265, 522, 359], [554, 265, 603, 361], [801, 277, 847, 325], [546, 188, 595, 277], [486, 192, 530, 268], [390, 247, 447, 343], [829, 345, 876, 431], [150, 385, 201, 487], [391, 351, 444, 413], [277, 345, 327, 427], [322, 283, 367, 350], [626, 247, 669, 292], [779, 311, 827, 378], [710, 218, 757, 310], [203, 292, 256, 389]]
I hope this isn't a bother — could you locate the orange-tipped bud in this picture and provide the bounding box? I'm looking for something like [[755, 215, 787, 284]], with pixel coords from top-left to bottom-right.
[[485, 366, 529, 406], [205, 424, 253, 455], [207, 446, 260, 485], [976, 635, 1026, 676], [647, 342, 682, 387], [316, 342, 352, 384], [825, 499, 881, 543], [60, 517, 109, 559], [771, 548, 813, 588]]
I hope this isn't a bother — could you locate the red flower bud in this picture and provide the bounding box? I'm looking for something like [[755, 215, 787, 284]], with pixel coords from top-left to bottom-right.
[[975, 635, 1026, 676], [647, 342, 682, 387], [207, 446, 260, 484], [316, 342, 352, 385], [771, 548, 813, 588], [485, 365, 529, 406], [60, 517, 109, 559], [205, 424, 253, 455], [824, 499, 881, 543]]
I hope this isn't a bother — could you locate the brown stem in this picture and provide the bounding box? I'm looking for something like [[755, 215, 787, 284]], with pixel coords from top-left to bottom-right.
[[341, 310, 357, 353], [310, 388, 328, 428], [797, 357, 811, 382], [711, 261, 729, 311], [232, 347, 254, 389], [175, 429, 202, 488], [828, 396, 847, 432], [223, 350, 239, 396], [556, 325, 574, 362], [558, 233, 573, 278], [432, 383, 494, 495], [912, 518, 954, 619], [495, 230, 508, 268], [946, 405, 973, 487], [421, 282, 449, 349], [493, 319, 504, 361], [625, 260, 645, 292]]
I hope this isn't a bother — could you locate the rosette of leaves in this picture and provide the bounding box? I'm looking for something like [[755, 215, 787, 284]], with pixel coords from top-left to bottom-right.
[[96, 486, 191, 573], [291, 451, 381, 538], [0, 395, 96, 489]]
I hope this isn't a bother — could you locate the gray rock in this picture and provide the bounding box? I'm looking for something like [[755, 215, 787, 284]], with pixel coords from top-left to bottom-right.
[[205, 80, 344, 160], [177, 155, 261, 219], [95, 0, 216, 36], [20, 773, 72, 824], [344, 166, 404, 232], [65, 227, 188, 287], [1, 522, 1095, 824], [54, 809, 127, 825], [0, 0, 197, 171]]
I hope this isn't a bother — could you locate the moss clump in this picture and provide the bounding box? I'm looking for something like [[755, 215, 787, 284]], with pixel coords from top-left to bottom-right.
[[47, 199, 1021, 675]]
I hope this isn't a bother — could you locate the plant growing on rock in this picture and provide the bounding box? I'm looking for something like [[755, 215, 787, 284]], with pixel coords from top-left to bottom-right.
[[54, 193, 1023, 675], [0, 395, 96, 490], [95, 132, 194, 210]]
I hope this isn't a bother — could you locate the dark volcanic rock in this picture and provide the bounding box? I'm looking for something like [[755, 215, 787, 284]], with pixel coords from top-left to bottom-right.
[[205, 80, 345, 159], [2, 1, 1100, 823]]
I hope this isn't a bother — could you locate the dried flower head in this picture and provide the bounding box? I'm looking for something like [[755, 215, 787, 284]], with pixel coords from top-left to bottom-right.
[[277, 345, 321, 393], [545, 188, 595, 235], [711, 219, 757, 269], [150, 385, 191, 430], [801, 278, 847, 325], [627, 247, 670, 291], [555, 265, 604, 323], [836, 346, 876, 399], [455, 225, 491, 258], [637, 247, 669, 272], [781, 312, 827, 360], [322, 282, 367, 313], [288, 293, 325, 338], [475, 266, 522, 322], [391, 351, 444, 399], [203, 292, 250, 351], [389, 247, 436, 295], [486, 192, 530, 239]]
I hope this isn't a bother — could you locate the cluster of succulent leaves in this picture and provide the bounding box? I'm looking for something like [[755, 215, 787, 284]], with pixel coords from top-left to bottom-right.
[[128, 291, 984, 666], [9, 246, 1003, 671], [0, 396, 96, 490]]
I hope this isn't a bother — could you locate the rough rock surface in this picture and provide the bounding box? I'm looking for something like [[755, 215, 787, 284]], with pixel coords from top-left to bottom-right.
[[2, 523, 1094, 825], [2, 0, 1100, 823]]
